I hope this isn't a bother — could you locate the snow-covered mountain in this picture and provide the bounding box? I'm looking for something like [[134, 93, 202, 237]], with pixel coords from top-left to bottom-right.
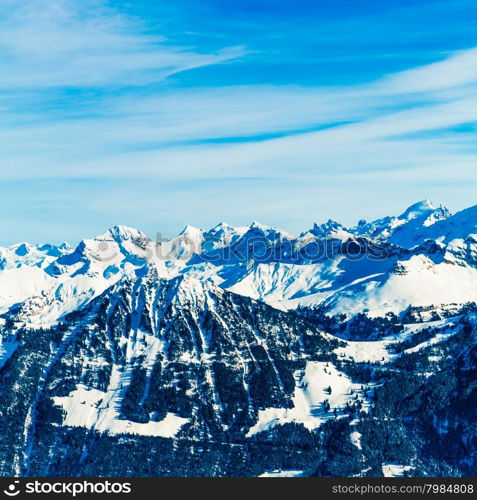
[[352, 199, 451, 247], [0, 201, 476, 477], [1, 200, 475, 324]]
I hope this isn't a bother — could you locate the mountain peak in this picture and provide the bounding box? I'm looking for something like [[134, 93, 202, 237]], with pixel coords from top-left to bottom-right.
[[249, 221, 270, 231], [310, 219, 343, 235], [103, 225, 150, 243], [178, 225, 203, 240], [400, 199, 437, 219], [211, 222, 233, 231], [247, 221, 295, 240]]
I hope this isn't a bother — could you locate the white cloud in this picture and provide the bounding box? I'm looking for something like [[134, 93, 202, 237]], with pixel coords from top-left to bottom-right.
[[0, 0, 244, 88], [380, 47, 477, 94]]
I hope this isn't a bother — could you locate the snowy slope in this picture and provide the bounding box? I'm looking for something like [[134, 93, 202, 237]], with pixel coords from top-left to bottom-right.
[[247, 361, 369, 435], [352, 199, 451, 248], [317, 255, 477, 318], [2, 201, 477, 325]]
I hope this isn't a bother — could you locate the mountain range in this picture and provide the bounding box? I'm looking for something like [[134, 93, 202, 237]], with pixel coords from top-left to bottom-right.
[[0, 200, 476, 477]]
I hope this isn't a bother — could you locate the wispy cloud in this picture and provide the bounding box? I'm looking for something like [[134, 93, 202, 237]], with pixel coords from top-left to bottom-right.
[[380, 47, 477, 94], [0, 0, 245, 89], [3, 48, 477, 178]]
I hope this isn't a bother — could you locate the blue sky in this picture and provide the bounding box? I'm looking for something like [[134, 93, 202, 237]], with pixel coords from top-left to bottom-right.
[[1, 0, 477, 245]]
